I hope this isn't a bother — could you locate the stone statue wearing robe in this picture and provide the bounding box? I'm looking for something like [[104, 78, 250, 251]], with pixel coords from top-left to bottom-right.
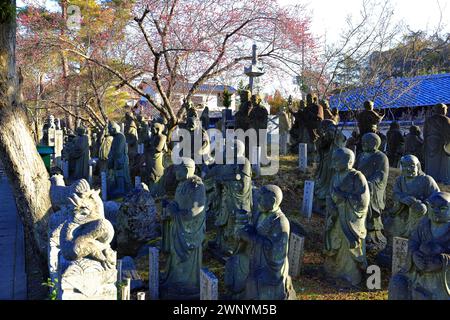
[[314, 120, 346, 213], [404, 125, 424, 166], [386, 121, 405, 168], [98, 126, 113, 173], [107, 121, 131, 199], [235, 185, 297, 300], [124, 112, 139, 178], [324, 148, 370, 286], [424, 103, 450, 185], [385, 155, 440, 243], [389, 191, 450, 300], [205, 140, 252, 255], [249, 94, 269, 147], [355, 133, 389, 254], [160, 158, 206, 300], [145, 123, 167, 187], [69, 127, 90, 181]]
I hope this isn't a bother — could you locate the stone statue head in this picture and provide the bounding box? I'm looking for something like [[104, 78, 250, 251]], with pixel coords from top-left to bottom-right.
[[362, 133, 381, 152], [258, 185, 283, 213], [364, 100, 374, 111], [409, 125, 421, 136], [390, 121, 400, 130], [251, 94, 262, 106], [239, 90, 251, 103], [332, 148, 355, 172], [108, 121, 120, 136], [428, 192, 450, 224], [400, 154, 422, 178], [175, 157, 196, 181], [76, 126, 86, 136], [299, 100, 306, 109], [433, 103, 447, 116]]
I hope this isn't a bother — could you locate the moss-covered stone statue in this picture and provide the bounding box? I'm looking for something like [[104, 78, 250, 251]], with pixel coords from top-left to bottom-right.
[[355, 133, 389, 254], [107, 121, 131, 199], [98, 125, 113, 172], [324, 148, 370, 287], [144, 122, 167, 186], [356, 100, 384, 137], [233, 185, 296, 300], [405, 125, 424, 165], [384, 155, 440, 242], [69, 126, 90, 181], [205, 140, 252, 255], [160, 158, 206, 300], [314, 120, 346, 213], [386, 121, 405, 168], [424, 103, 450, 184], [124, 111, 139, 178], [389, 191, 450, 300]]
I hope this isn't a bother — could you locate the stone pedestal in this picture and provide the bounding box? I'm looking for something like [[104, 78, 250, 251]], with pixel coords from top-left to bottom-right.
[[57, 255, 117, 300]]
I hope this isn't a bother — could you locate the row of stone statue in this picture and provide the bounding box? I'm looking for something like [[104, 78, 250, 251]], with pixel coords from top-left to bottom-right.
[[286, 96, 450, 185]]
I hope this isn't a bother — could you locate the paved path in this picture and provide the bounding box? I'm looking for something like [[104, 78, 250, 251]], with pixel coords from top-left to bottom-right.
[[0, 170, 27, 300]]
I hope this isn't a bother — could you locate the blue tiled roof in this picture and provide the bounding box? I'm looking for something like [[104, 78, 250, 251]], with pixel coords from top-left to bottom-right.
[[330, 73, 450, 111]]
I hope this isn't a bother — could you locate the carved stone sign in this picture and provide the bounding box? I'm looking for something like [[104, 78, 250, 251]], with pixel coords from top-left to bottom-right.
[[392, 237, 409, 274], [288, 232, 305, 278]]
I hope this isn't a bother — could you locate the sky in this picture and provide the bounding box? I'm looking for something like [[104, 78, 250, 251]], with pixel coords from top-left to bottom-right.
[[279, 0, 449, 43]]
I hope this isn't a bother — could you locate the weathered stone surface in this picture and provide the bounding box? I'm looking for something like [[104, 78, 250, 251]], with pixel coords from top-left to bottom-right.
[[116, 187, 159, 256]]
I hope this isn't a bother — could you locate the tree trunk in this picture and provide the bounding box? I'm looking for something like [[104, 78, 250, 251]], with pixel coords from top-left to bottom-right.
[[0, 0, 51, 299]]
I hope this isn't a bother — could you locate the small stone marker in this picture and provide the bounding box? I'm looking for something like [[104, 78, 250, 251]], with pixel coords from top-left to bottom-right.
[[148, 247, 159, 300], [54, 130, 64, 168], [288, 232, 305, 278], [301, 180, 315, 219], [251, 146, 262, 177], [121, 277, 131, 300], [135, 176, 141, 189], [392, 237, 409, 274], [200, 267, 218, 300], [298, 143, 307, 172], [101, 171, 107, 201], [137, 292, 146, 300], [117, 259, 123, 284]]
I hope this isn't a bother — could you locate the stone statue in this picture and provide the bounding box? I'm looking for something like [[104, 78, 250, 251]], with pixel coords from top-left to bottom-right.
[[355, 133, 389, 254], [205, 140, 252, 255], [389, 191, 450, 300], [69, 127, 90, 181], [424, 103, 450, 184], [288, 100, 309, 153], [356, 100, 384, 138], [107, 121, 131, 199], [324, 148, 370, 287], [58, 186, 116, 300], [304, 93, 324, 144], [98, 125, 113, 173], [386, 121, 405, 168], [42, 114, 56, 145], [50, 175, 90, 211], [179, 114, 210, 165], [314, 120, 346, 213], [136, 114, 150, 146], [321, 99, 339, 123], [249, 94, 269, 147], [160, 158, 206, 300], [145, 122, 167, 186], [116, 185, 159, 257], [234, 185, 297, 300], [200, 106, 210, 130], [385, 155, 440, 242], [404, 125, 424, 166], [234, 90, 252, 132]]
